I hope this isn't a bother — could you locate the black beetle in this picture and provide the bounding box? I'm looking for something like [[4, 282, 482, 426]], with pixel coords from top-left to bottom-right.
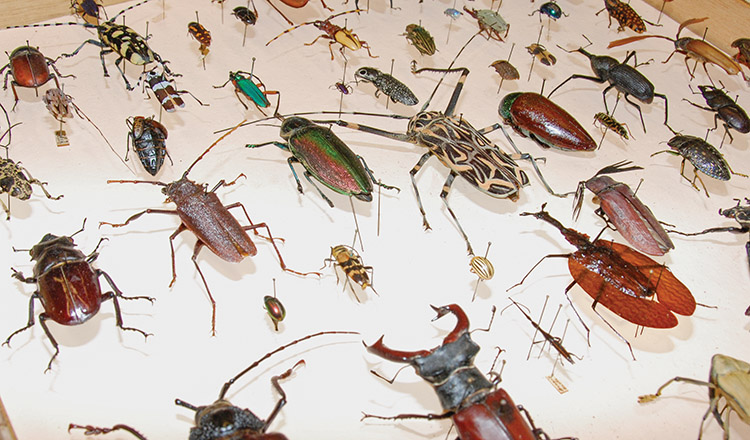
[[3, 221, 153, 371], [684, 85, 749, 145], [549, 47, 670, 133], [126, 116, 171, 176]]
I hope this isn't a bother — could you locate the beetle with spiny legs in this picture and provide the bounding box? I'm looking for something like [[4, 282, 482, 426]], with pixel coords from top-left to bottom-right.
[[100, 123, 319, 335], [4, 221, 153, 371], [9, 0, 176, 91]]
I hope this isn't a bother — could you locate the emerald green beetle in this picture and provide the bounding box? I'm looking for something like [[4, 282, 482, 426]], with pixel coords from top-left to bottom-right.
[[214, 69, 279, 116], [247, 117, 398, 207]]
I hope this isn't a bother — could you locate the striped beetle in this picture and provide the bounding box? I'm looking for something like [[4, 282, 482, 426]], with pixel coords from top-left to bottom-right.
[[10, 0, 176, 91]]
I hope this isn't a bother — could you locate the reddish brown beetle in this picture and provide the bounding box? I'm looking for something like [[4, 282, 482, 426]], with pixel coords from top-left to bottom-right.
[[0, 45, 74, 110], [609, 18, 747, 85], [573, 161, 674, 256], [365, 304, 575, 440], [512, 205, 695, 358], [100, 122, 319, 335], [3, 221, 153, 371]]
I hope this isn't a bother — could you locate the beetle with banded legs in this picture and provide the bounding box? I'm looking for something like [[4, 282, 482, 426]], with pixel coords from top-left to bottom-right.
[[100, 122, 319, 335]]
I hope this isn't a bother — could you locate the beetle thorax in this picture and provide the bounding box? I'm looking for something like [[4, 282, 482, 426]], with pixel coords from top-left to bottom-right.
[[407, 111, 441, 140], [190, 400, 265, 440], [674, 38, 692, 51], [163, 178, 203, 203], [591, 56, 619, 81]]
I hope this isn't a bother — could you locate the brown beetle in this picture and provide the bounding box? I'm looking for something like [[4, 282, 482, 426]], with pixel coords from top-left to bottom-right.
[[3, 221, 153, 371], [0, 45, 74, 110], [100, 122, 319, 335]]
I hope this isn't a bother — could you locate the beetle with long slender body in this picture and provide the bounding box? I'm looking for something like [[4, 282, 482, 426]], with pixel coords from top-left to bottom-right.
[[511, 205, 695, 358], [593, 112, 632, 141], [549, 45, 671, 133], [266, 10, 376, 61], [323, 244, 377, 302], [639, 354, 750, 438], [69, 331, 358, 439], [608, 17, 748, 85], [684, 85, 749, 144], [353, 67, 418, 106], [100, 123, 319, 335], [365, 304, 575, 440], [246, 116, 398, 208], [595, 0, 656, 33], [402, 24, 436, 56], [573, 161, 674, 256], [507, 298, 579, 365], [652, 134, 746, 197], [463, 6, 509, 41], [0, 45, 74, 110], [3, 222, 153, 371], [214, 65, 279, 116], [9, 0, 177, 91]]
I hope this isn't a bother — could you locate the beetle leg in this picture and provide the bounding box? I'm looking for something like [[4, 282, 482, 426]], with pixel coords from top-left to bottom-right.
[[440, 171, 475, 255], [113, 55, 134, 90], [0, 195, 9, 220], [285, 156, 309, 198], [68, 424, 147, 440], [357, 155, 399, 192], [234, 89, 250, 110], [168, 223, 189, 287], [361, 411, 453, 422], [45, 58, 74, 80], [547, 74, 605, 99], [409, 152, 434, 231], [623, 93, 647, 133], [16, 164, 62, 200], [99, 209, 179, 229], [188, 241, 220, 335], [242, 221, 322, 277], [263, 360, 306, 430], [3, 292, 40, 348], [209, 174, 247, 192], [38, 314, 63, 372], [100, 275, 153, 338], [224, 202, 278, 242], [361, 41, 378, 59]]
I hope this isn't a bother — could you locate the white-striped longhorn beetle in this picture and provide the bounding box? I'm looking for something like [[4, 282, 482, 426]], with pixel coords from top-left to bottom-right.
[[8, 0, 176, 91]]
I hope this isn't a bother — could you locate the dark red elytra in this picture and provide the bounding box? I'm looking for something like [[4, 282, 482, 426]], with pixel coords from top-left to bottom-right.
[[516, 206, 694, 341], [499, 92, 597, 151], [0, 45, 70, 108]]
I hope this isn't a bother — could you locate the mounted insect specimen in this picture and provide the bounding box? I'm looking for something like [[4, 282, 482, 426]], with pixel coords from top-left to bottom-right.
[[0, 44, 74, 110], [264, 279, 286, 331], [353, 67, 418, 106], [595, 0, 658, 33], [266, 10, 376, 61], [490, 43, 519, 93], [215, 60, 279, 116], [323, 244, 377, 302], [593, 112, 632, 145], [572, 161, 674, 256], [510, 204, 695, 358], [9, 0, 177, 91], [608, 17, 748, 85], [684, 85, 749, 146], [667, 198, 750, 314], [470, 242, 494, 301], [463, 6, 509, 41], [126, 116, 170, 176], [365, 304, 576, 440], [69, 331, 358, 439], [402, 24, 436, 56], [525, 26, 555, 80], [731, 38, 750, 70], [651, 134, 746, 197], [71, 0, 108, 25], [639, 354, 750, 439], [530, 1, 568, 22], [550, 43, 671, 133], [187, 11, 211, 69], [100, 123, 319, 335], [138, 67, 206, 114], [4, 221, 153, 371]]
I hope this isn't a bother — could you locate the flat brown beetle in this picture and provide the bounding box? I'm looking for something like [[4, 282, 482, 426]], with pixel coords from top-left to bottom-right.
[[573, 161, 674, 256], [100, 123, 319, 335]]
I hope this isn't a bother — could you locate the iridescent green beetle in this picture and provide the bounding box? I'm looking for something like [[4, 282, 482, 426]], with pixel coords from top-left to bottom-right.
[[402, 24, 436, 56], [214, 63, 279, 116], [247, 117, 399, 207]]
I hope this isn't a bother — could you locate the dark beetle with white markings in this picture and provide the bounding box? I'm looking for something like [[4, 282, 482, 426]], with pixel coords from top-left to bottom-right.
[[354, 67, 418, 106]]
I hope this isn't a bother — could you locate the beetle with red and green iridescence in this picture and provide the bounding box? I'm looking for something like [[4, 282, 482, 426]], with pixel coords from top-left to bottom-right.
[[499, 92, 597, 151]]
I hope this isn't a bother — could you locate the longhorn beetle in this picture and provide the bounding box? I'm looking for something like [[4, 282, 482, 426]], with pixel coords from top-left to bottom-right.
[[9, 0, 176, 91], [228, 34, 563, 256], [100, 122, 319, 335]]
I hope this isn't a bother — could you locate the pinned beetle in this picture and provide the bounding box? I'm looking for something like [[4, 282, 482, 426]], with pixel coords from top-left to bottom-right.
[[365, 304, 575, 440], [573, 161, 674, 256], [126, 116, 170, 176], [0, 45, 74, 110], [684, 85, 749, 144], [354, 67, 418, 106]]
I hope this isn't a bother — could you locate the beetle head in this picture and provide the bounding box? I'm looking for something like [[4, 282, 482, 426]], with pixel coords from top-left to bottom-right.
[[589, 55, 619, 81], [674, 37, 693, 52], [354, 67, 378, 84], [28, 234, 75, 260], [179, 399, 265, 440], [498, 92, 522, 123], [279, 116, 315, 140]]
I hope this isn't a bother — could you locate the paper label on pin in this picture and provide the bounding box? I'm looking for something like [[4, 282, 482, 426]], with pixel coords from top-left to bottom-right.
[[55, 130, 70, 147]]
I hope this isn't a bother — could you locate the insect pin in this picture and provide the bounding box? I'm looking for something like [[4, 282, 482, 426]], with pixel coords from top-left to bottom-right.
[[187, 11, 211, 69], [526, 26, 555, 80], [639, 354, 750, 439], [470, 242, 494, 301], [232, 2, 261, 46], [510, 204, 695, 359], [323, 244, 377, 302], [652, 134, 747, 197], [490, 43, 519, 93], [264, 279, 286, 331], [609, 17, 748, 85], [266, 10, 376, 61], [100, 121, 320, 335], [444, 6, 462, 43]]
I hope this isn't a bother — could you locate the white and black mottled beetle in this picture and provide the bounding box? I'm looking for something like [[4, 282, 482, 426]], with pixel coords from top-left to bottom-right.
[[354, 67, 418, 106]]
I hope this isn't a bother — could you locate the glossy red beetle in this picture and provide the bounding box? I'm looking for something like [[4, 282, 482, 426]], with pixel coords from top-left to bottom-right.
[[0, 45, 73, 110], [498, 92, 597, 151], [513, 205, 695, 358], [100, 122, 319, 335], [573, 161, 674, 256], [3, 222, 152, 371], [365, 304, 575, 440]]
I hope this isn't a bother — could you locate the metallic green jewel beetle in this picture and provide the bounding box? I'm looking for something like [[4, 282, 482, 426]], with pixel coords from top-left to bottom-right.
[[247, 117, 398, 207], [214, 69, 279, 116]]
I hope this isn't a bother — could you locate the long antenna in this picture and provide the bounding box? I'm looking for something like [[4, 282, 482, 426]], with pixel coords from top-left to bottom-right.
[[183, 119, 246, 177]]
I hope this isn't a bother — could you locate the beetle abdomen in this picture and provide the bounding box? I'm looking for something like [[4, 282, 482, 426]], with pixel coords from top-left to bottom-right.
[[38, 263, 101, 325], [507, 93, 596, 151], [609, 66, 653, 102]]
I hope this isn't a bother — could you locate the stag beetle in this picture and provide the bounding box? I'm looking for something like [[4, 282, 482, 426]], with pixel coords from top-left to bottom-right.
[[365, 304, 576, 440], [549, 46, 670, 133], [684, 85, 749, 144]]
